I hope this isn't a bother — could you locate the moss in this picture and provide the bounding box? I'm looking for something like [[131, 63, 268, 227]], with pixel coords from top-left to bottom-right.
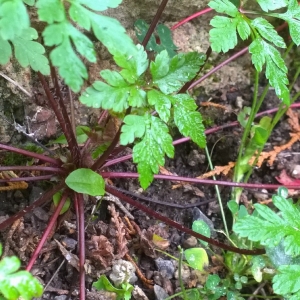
[[1, 143, 43, 166]]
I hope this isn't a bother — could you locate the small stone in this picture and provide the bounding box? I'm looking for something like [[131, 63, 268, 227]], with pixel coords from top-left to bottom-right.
[[253, 189, 269, 201], [236, 96, 244, 108], [61, 237, 77, 250], [174, 264, 191, 282], [292, 165, 300, 179], [182, 235, 198, 248], [132, 285, 149, 300], [33, 207, 49, 222], [54, 296, 67, 300], [154, 285, 169, 300], [29, 186, 44, 204], [155, 258, 175, 279]]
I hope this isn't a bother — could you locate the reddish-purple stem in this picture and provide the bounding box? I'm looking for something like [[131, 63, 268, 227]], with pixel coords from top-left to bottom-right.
[[0, 175, 54, 183], [106, 185, 265, 255], [75, 193, 86, 300], [38, 73, 81, 166], [171, 8, 214, 30], [0, 182, 65, 231], [102, 172, 300, 190], [26, 192, 68, 271], [0, 166, 65, 174], [142, 0, 170, 47], [81, 110, 109, 155], [0, 143, 61, 166]]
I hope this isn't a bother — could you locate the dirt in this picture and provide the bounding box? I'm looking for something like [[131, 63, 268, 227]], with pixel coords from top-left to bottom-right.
[[1, 76, 300, 300]]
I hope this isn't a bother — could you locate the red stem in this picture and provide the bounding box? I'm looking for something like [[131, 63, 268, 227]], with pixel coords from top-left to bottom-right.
[[171, 8, 213, 30], [106, 185, 265, 255], [38, 73, 81, 166], [26, 192, 68, 271], [102, 172, 300, 190], [0, 175, 54, 183], [0, 166, 65, 174], [0, 182, 65, 231], [0, 143, 62, 166], [75, 193, 86, 300], [101, 102, 300, 168], [142, 0, 170, 47]]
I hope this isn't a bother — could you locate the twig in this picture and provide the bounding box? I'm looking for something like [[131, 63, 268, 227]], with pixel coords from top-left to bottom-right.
[[0, 71, 32, 97], [110, 186, 216, 208]]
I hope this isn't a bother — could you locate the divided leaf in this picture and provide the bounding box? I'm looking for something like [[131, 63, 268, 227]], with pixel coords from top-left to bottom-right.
[[279, 0, 300, 46], [0, 255, 43, 300], [209, 14, 250, 53], [273, 265, 300, 297], [172, 94, 206, 148], [132, 115, 174, 189], [0, 0, 30, 40], [120, 115, 146, 145], [147, 90, 172, 123], [151, 50, 206, 94], [36, 0, 65, 24], [234, 189, 300, 257], [256, 0, 288, 12], [208, 0, 239, 17], [249, 39, 289, 104], [251, 18, 286, 48], [11, 27, 50, 74]]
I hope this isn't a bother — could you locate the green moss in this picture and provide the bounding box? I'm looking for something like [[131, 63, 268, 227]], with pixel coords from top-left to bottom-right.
[[1, 143, 44, 166]]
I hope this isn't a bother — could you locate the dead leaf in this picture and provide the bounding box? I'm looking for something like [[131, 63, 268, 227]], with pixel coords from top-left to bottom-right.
[[55, 239, 79, 271], [276, 170, 300, 196]]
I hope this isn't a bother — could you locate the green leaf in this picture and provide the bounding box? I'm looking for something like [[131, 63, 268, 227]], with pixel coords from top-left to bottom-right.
[[228, 200, 239, 214], [192, 220, 211, 247], [279, 0, 300, 45], [147, 90, 172, 123], [249, 39, 289, 104], [0, 255, 43, 300], [250, 256, 265, 282], [36, 0, 65, 24], [184, 248, 209, 271], [257, 0, 288, 12], [120, 115, 146, 145], [133, 115, 174, 189], [74, 0, 122, 11], [52, 126, 91, 145], [23, 0, 35, 5], [234, 190, 300, 256], [114, 44, 149, 83], [11, 27, 50, 74], [134, 20, 177, 57], [0, 0, 29, 40], [65, 168, 105, 196], [50, 40, 87, 92], [209, 16, 238, 52], [251, 18, 286, 48], [90, 13, 137, 57], [172, 94, 206, 148], [52, 191, 71, 215], [208, 0, 239, 17], [0, 36, 12, 64], [151, 51, 206, 94], [80, 81, 131, 112], [93, 275, 133, 300], [273, 265, 300, 296]]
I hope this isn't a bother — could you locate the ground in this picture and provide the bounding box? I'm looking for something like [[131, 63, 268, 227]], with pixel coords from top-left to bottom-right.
[[0, 76, 300, 300]]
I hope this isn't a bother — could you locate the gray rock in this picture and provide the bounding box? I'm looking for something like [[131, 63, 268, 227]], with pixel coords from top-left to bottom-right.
[[154, 284, 169, 300], [29, 186, 44, 204], [155, 258, 175, 279]]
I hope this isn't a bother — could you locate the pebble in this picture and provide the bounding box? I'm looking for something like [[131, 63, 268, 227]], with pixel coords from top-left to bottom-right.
[[182, 235, 198, 248], [155, 258, 175, 279], [292, 165, 300, 179], [154, 284, 169, 300], [29, 186, 44, 204]]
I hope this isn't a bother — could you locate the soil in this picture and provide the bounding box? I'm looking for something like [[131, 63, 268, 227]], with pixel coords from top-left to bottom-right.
[[0, 77, 300, 300]]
